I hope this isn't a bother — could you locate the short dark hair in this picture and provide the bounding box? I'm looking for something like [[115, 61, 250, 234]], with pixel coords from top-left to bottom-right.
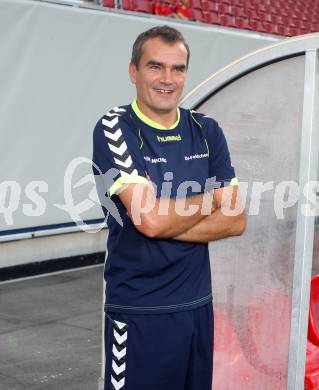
[[131, 25, 190, 69]]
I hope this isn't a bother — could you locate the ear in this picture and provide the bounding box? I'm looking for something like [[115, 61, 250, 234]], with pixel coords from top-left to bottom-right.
[[129, 63, 137, 84]]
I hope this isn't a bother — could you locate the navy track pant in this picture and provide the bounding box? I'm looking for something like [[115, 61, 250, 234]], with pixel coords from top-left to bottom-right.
[[104, 302, 213, 390]]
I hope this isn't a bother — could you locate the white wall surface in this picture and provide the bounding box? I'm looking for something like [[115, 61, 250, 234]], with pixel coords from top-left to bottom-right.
[[0, 0, 279, 266]]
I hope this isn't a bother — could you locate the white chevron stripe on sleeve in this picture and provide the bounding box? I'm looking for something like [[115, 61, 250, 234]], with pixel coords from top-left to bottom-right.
[[114, 329, 128, 344], [113, 107, 126, 113], [106, 112, 120, 117], [112, 345, 127, 360], [114, 320, 127, 329], [102, 117, 118, 129], [119, 168, 138, 177], [112, 360, 126, 376], [114, 155, 132, 168], [108, 141, 127, 156], [111, 376, 125, 390], [104, 128, 122, 142]]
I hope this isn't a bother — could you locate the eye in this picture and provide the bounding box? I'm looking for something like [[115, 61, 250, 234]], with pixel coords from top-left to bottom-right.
[[174, 67, 186, 74], [149, 64, 161, 70]]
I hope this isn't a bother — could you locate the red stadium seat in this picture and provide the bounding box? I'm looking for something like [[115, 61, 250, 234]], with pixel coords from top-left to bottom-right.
[[203, 11, 221, 24], [265, 24, 283, 35], [228, 0, 245, 5], [276, 25, 291, 36], [284, 27, 295, 37], [201, 1, 218, 12], [264, 4, 278, 14], [305, 340, 319, 390], [270, 14, 284, 25], [259, 12, 271, 23], [308, 275, 319, 346], [101, 0, 115, 7], [121, 0, 134, 10], [200, 1, 208, 11], [190, 0, 201, 10], [299, 28, 309, 35], [218, 4, 232, 15], [263, 23, 278, 35], [288, 18, 299, 28], [134, 0, 153, 13], [220, 14, 236, 27], [285, 9, 302, 19], [296, 20, 311, 30], [300, 12, 311, 22], [255, 2, 267, 13], [245, 8, 260, 20], [281, 16, 290, 26], [192, 8, 206, 22], [279, 7, 290, 17], [250, 20, 268, 33], [242, 0, 255, 9], [232, 5, 246, 18], [234, 16, 252, 30], [263, 22, 278, 34], [290, 27, 302, 36], [119, 0, 317, 37]]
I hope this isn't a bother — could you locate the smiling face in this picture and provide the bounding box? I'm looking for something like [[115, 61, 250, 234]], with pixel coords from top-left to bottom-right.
[[129, 37, 188, 125]]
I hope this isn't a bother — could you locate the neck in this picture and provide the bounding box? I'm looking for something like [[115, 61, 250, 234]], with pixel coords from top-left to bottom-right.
[[136, 99, 178, 129]]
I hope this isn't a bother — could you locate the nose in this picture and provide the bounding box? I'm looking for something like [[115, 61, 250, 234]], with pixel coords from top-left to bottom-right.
[[160, 67, 173, 84]]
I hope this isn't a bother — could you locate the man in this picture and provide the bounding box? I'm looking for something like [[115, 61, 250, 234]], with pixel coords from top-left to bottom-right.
[[92, 25, 246, 390]]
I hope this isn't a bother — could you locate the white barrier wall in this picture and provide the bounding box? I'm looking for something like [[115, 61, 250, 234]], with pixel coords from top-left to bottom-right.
[[0, 0, 277, 233], [0, 0, 278, 266]]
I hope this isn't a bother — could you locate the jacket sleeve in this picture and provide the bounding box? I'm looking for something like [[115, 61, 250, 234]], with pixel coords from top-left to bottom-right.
[[92, 107, 148, 200], [204, 116, 238, 188]]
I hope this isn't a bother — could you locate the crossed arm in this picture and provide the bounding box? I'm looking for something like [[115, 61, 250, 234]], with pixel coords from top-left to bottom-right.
[[117, 181, 246, 243], [173, 185, 246, 243]]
